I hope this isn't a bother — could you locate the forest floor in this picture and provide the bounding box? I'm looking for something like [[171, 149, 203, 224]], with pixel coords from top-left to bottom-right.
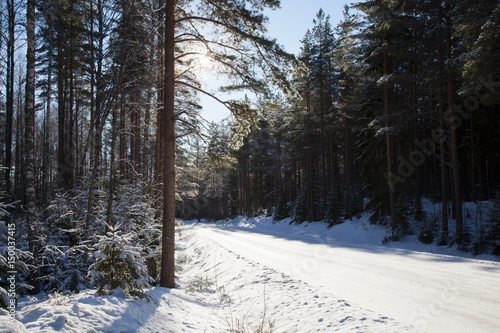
[[4, 203, 500, 332]]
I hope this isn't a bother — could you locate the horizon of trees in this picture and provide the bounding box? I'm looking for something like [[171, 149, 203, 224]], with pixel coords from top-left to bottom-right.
[[0, 0, 499, 300], [0, 0, 290, 296], [181, 1, 499, 250]]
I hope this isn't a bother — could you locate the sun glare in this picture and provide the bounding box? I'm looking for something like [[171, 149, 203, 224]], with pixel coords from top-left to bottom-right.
[[195, 53, 212, 70]]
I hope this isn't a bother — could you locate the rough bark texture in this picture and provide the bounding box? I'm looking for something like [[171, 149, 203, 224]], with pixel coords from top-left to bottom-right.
[[25, 0, 36, 239], [25, 0, 38, 292], [160, 0, 176, 289], [5, 0, 15, 196], [155, 13, 164, 213]]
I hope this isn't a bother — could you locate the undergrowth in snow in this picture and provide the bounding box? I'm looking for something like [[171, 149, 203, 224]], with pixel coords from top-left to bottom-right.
[[3, 216, 413, 332], [3, 208, 499, 332]]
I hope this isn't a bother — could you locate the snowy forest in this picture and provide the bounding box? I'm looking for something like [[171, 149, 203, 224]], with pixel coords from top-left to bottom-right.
[[1, 0, 500, 331]]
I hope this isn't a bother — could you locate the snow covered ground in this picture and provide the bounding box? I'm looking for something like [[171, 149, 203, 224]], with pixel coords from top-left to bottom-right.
[[3, 212, 500, 332], [197, 215, 500, 332]]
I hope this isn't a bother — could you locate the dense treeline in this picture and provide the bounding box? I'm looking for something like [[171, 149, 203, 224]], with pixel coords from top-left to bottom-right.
[[0, 0, 287, 297], [0, 0, 499, 301], [179, 1, 500, 251]]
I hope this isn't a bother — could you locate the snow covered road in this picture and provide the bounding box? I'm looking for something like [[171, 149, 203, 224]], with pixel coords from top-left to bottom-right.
[[194, 220, 500, 333]]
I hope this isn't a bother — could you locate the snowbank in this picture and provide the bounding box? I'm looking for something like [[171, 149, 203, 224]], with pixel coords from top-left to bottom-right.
[[12, 216, 412, 332], [11, 208, 500, 332]]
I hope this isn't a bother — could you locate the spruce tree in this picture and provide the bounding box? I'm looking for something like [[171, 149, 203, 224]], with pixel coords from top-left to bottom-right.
[[89, 223, 151, 296], [0, 192, 32, 308]]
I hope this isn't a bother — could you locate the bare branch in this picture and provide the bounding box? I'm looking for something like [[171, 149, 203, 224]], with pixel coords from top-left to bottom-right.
[[175, 80, 247, 128], [175, 16, 227, 27], [175, 80, 231, 111], [175, 52, 205, 61]]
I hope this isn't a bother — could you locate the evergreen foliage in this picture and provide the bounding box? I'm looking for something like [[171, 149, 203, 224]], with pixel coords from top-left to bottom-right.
[[325, 189, 343, 227], [38, 189, 101, 292], [89, 222, 151, 296], [1, 0, 500, 301], [0, 185, 33, 308], [273, 195, 291, 221]]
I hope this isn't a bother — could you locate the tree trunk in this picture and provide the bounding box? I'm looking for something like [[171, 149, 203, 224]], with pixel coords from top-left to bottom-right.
[[69, 8, 76, 188], [160, 0, 176, 289], [89, 0, 96, 179], [470, 104, 476, 202], [439, 84, 449, 242], [119, 90, 126, 178], [25, 0, 38, 292], [345, 117, 352, 220], [106, 103, 119, 227], [5, 0, 15, 196], [57, 24, 69, 191], [41, 34, 54, 210], [14, 87, 24, 201], [384, 45, 397, 233], [96, 0, 105, 181], [306, 92, 314, 221], [445, 4, 463, 245], [143, 85, 152, 181], [85, 118, 104, 263], [131, 93, 141, 177], [437, 10, 449, 243], [154, 0, 165, 215]]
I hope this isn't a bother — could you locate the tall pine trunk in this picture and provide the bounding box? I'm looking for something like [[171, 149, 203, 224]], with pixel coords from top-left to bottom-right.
[[344, 117, 352, 220], [155, 5, 165, 215], [306, 91, 314, 221], [383, 44, 397, 233], [445, 4, 463, 245], [25, 0, 38, 292], [119, 89, 126, 177], [160, 0, 176, 289], [41, 35, 53, 210], [5, 0, 15, 196], [437, 9, 449, 243], [89, 0, 96, 179], [131, 93, 141, 177], [57, 27, 69, 191], [106, 103, 119, 227]]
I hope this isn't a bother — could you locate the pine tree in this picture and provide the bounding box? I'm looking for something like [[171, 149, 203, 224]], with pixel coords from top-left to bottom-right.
[[334, 5, 360, 221], [159, 0, 290, 288], [274, 195, 291, 221], [294, 10, 339, 222], [89, 222, 151, 296], [39, 189, 98, 292], [455, 0, 500, 105], [4, 0, 19, 197], [24, 0, 39, 292], [0, 189, 32, 308], [354, 0, 429, 234]]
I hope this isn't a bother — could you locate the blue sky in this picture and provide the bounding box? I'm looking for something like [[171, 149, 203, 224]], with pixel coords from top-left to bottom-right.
[[200, 0, 351, 123], [266, 0, 350, 55]]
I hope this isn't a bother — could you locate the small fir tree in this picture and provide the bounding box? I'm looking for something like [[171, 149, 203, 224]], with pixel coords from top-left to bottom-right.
[[293, 191, 309, 224], [0, 188, 33, 308], [38, 189, 98, 292], [89, 223, 151, 296], [274, 195, 291, 221], [326, 189, 344, 227]]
